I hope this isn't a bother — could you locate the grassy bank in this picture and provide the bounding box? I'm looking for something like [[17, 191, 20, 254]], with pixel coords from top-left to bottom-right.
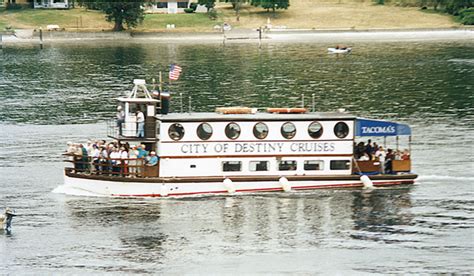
[[0, 1, 460, 32]]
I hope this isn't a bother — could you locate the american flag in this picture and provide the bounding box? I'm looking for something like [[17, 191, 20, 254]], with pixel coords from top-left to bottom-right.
[[169, 64, 182, 81]]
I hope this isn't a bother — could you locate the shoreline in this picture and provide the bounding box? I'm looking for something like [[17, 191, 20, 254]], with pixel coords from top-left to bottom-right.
[[1, 28, 473, 45]]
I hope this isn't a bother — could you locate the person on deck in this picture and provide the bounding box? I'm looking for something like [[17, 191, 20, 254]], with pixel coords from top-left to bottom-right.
[[116, 106, 125, 136], [375, 146, 386, 173], [136, 110, 145, 138], [146, 151, 159, 166]]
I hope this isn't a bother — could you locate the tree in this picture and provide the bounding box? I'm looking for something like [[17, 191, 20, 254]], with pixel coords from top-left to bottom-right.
[[198, 0, 216, 12], [251, 0, 289, 15], [78, 0, 145, 31], [224, 0, 248, 21]]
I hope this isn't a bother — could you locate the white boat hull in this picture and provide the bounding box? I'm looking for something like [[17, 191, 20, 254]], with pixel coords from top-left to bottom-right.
[[56, 174, 416, 197], [328, 48, 352, 54]]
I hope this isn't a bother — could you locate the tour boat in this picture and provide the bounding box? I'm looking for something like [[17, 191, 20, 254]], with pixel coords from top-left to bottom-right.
[[328, 47, 352, 54], [58, 79, 417, 197]]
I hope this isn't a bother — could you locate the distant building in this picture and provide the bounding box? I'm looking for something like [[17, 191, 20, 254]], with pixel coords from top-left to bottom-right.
[[34, 0, 70, 9], [145, 0, 190, 14]]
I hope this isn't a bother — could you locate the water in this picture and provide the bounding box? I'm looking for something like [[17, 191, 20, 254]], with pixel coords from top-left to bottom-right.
[[1, 40, 473, 274]]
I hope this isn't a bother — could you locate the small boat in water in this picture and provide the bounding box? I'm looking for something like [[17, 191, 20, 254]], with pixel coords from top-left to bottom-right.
[[328, 47, 352, 54], [57, 79, 417, 197]]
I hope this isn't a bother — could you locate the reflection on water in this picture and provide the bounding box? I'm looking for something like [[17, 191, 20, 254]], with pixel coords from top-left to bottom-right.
[[0, 41, 473, 124]]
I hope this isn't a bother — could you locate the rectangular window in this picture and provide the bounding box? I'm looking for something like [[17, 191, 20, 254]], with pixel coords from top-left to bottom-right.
[[177, 1, 188, 8], [278, 160, 297, 171], [304, 160, 324, 171], [249, 161, 269, 172], [330, 160, 351, 170], [222, 161, 241, 172], [157, 2, 167, 8]]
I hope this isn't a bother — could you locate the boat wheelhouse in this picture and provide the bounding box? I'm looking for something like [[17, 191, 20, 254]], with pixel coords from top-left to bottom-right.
[[59, 80, 417, 197]]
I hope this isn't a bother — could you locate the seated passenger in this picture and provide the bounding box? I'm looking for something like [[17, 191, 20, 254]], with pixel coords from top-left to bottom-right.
[[401, 149, 410, 160], [146, 151, 159, 166], [358, 153, 370, 161]]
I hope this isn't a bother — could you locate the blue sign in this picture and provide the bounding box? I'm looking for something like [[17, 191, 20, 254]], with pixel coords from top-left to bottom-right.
[[355, 119, 411, 136]]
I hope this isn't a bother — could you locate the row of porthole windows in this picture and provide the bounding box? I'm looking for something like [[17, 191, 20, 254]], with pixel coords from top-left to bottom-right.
[[168, 121, 350, 141], [222, 160, 351, 172]]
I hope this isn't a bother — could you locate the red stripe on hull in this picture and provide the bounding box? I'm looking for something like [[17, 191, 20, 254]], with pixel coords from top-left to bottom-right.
[[111, 180, 414, 197]]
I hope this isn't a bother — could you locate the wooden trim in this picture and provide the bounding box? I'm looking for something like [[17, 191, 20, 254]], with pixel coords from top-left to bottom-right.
[[159, 153, 354, 159]]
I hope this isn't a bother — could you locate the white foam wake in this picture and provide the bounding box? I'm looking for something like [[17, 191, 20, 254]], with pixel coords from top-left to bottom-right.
[[417, 175, 474, 182], [52, 185, 109, 197]]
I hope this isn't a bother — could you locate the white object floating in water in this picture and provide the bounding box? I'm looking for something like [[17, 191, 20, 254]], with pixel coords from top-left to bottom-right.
[[279, 177, 292, 192], [223, 178, 235, 194], [360, 175, 374, 189]]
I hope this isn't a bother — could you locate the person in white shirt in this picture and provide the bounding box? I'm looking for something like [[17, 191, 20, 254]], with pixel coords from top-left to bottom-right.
[[375, 146, 387, 173], [110, 148, 121, 175], [119, 146, 129, 176], [136, 110, 145, 137]]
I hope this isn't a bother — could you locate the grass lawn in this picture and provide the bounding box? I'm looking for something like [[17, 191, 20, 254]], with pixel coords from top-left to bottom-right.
[[139, 13, 222, 32], [0, 1, 459, 32]]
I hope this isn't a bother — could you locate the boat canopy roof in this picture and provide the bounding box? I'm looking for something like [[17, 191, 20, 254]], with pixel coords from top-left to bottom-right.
[[157, 112, 356, 122], [355, 118, 411, 136]]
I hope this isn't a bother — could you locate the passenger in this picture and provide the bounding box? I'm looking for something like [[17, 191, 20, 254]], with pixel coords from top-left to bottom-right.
[[358, 152, 370, 161], [66, 142, 76, 154], [120, 146, 129, 177], [136, 109, 145, 138], [74, 144, 83, 172], [394, 150, 402, 160], [137, 144, 148, 176], [401, 149, 410, 160], [80, 144, 89, 173], [110, 148, 121, 175], [99, 146, 109, 173], [356, 142, 365, 159], [375, 146, 386, 173], [91, 144, 100, 172], [116, 106, 125, 136], [146, 151, 159, 166], [128, 145, 139, 177], [385, 149, 395, 174], [365, 139, 373, 160]]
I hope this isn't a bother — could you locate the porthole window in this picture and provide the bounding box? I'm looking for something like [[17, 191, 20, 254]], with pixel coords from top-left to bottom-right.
[[308, 121, 323, 139], [168, 123, 185, 141], [253, 122, 269, 139], [281, 122, 296, 139], [334, 122, 349, 138], [197, 122, 213, 140], [225, 122, 241, 140]]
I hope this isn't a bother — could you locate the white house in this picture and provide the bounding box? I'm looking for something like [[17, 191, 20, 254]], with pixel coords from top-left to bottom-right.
[[34, 0, 69, 9], [145, 0, 190, 14]]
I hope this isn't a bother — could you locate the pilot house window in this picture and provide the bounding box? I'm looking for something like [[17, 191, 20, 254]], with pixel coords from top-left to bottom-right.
[[168, 123, 185, 141], [222, 161, 242, 172]]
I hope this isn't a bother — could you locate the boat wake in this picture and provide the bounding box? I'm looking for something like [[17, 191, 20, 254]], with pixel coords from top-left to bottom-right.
[[417, 175, 474, 182], [52, 185, 109, 197]]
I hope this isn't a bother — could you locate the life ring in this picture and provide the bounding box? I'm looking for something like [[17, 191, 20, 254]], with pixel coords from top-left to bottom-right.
[[266, 107, 307, 114], [215, 107, 255, 114]]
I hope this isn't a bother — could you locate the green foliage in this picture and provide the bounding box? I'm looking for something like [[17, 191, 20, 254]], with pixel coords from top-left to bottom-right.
[[77, 0, 145, 31], [184, 7, 194, 13], [189, 2, 198, 11], [251, 0, 289, 12], [208, 8, 218, 19], [197, 0, 216, 11], [445, 0, 472, 15], [459, 7, 474, 23]]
